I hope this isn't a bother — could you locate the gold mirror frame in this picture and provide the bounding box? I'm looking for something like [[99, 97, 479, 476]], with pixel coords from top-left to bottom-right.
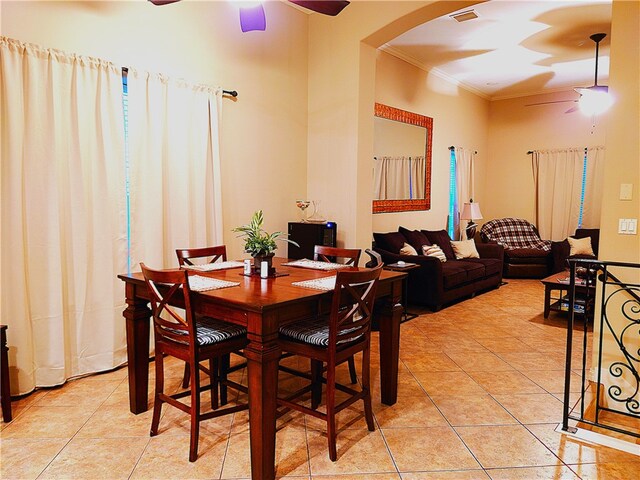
[[373, 103, 433, 214]]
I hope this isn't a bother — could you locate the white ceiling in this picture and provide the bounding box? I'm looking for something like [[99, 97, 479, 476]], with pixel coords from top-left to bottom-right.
[[382, 0, 612, 100]]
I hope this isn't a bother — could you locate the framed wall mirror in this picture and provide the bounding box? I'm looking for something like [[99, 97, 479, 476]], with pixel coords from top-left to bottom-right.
[[372, 103, 433, 213]]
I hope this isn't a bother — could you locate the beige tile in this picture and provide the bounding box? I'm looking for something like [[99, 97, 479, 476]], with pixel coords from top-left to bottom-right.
[[314, 475, 400, 480], [569, 462, 640, 480], [38, 437, 149, 479], [413, 371, 486, 396], [496, 352, 566, 371], [455, 425, 561, 469], [0, 406, 92, 439], [474, 336, 534, 353], [130, 433, 227, 479], [486, 465, 580, 479], [34, 377, 122, 409], [522, 369, 582, 394], [75, 404, 156, 438], [526, 423, 640, 465], [103, 381, 153, 409], [374, 395, 447, 428], [308, 428, 396, 476], [493, 393, 564, 424], [444, 351, 514, 372], [372, 365, 427, 399], [431, 395, 517, 426], [0, 438, 68, 479], [401, 471, 489, 480], [401, 353, 462, 373], [467, 370, 546, 395], [222, 423, 310, 478], [383, 426, 480, 472]]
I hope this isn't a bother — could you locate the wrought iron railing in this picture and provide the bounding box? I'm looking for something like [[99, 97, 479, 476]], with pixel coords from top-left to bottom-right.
[[561, 258, 640, 440]]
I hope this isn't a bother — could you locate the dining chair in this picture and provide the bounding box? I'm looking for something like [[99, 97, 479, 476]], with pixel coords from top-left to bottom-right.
[[176, 245, 243, 401], [314, 245, 361, 267], [314, 245, 360, 384], [140, 263, 248, 462], [364, 248, 382, 268], [277, 265, 383, 461]]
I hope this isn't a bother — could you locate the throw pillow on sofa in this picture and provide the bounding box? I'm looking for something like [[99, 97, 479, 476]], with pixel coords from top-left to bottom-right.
[[400, 242, 418, 256], [568, 236, 594, 256], [398, 226, 431, 254], [421, 229, 456, 260], [451, 239, 480, 259], [373, 231, 407, 253], [422, 245, 447, 262]]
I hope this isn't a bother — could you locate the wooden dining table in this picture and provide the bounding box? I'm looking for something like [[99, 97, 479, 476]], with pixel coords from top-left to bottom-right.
[[118, 257, 405, 480]]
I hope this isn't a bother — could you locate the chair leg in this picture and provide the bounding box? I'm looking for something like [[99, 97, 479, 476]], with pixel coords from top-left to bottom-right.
[[189, 361, 200, 462], [219, 354, 230, 406], [150, 352, 164, 437], [210, 357, 219, 410], [311, 359, 323, 410], [326, 362, 337, 461], [362, 347, 375, 432], [181, 362, 190, 389], [347, 356, 357, 384]]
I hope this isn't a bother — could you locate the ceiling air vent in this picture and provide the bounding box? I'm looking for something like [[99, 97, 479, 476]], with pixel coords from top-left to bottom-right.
[[450, 10, 478, 23]]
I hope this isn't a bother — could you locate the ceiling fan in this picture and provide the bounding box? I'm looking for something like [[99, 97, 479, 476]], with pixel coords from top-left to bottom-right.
[[526, 33, 609, 114], [148, 1, 350, 31]]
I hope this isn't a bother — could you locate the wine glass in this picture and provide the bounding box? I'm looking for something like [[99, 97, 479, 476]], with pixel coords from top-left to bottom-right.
[[295, 200, 310, 222]]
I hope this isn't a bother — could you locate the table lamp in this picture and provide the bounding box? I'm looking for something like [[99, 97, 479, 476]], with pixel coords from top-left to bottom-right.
[[460, 200, 483, 240]]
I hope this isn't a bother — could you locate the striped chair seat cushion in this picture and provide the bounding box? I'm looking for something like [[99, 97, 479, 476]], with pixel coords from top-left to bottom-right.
[[279, 314, 362, 347], [163, 317, 246, 346]]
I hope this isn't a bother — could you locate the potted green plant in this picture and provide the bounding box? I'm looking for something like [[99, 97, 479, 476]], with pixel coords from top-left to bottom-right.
[[233, 210, 298, 273]]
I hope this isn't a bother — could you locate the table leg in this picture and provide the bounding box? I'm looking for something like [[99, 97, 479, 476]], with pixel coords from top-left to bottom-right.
[[544, 285, 552, 318], [123, 282, 152, 414], [244, 315, 281, 480], [378, 282, 403, 406]]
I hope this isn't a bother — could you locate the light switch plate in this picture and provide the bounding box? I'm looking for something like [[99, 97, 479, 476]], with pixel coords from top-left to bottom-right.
[[620, 183, 633, 200], [628, 219, 638, 234]]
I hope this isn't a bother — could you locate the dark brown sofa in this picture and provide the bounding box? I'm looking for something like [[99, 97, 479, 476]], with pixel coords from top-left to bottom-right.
[[373, 228, 504, 311]]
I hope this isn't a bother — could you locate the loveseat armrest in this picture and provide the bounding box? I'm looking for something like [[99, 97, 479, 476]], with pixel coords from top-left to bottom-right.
[[476, 242, 504, 260]]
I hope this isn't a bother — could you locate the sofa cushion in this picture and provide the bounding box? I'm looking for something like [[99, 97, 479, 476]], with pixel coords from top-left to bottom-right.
[[505, 248, 550, 264], [480, 217, 551, 251], [575, 228, 600, 255], [399, 227, 431, 254], [464, 258, 502, 277], [440, 260, 486, 289], [373, 232, 406, 253], [400, 242, 418, 256], [568, 236, 594, 256], [422, 230, 456, 260], [451, 239, 480, 259], [423, 244, 446, 262]]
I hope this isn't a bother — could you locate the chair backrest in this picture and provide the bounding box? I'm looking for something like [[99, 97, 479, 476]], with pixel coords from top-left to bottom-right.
[[364, 248, 382, 268], [328, 265, 382, 355], [314, 245, 361, 266], [176, 245, 227, 266], [140, 263, 196, 349]]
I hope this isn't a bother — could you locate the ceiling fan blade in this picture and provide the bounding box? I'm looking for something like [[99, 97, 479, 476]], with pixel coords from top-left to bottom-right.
[[288, 0, 350, 16], [565, 106, 580, 114], [525, 100, 577, 107], [148, 0, 181, 5]]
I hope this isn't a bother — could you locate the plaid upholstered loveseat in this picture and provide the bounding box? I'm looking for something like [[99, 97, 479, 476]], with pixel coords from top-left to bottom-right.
[[480, 218, 552, 278]]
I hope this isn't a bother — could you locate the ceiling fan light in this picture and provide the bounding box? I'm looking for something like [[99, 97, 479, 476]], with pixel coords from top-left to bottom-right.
[[579, 89, 613, 116], [239, 3, 266, 32]]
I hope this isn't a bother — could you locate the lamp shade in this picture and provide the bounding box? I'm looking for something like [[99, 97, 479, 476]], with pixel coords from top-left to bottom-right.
[[461, 202, 483, 221]]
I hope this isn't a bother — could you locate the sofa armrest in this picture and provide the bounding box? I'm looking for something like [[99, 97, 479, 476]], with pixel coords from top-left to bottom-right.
[[476, 242, 504, 260], [550, 240, 570, 274]]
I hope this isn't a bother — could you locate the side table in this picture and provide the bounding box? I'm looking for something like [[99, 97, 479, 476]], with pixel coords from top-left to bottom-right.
[[383, 263, 419, 322], [1, 325, 12, 422], [541, 272, 595, 320]]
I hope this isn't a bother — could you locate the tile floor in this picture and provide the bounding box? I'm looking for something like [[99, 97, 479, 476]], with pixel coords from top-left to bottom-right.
[[1, 279, 639, 479]]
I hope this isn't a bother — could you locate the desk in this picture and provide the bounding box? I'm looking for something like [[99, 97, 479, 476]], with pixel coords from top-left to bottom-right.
[[118, 258, 404, 480]]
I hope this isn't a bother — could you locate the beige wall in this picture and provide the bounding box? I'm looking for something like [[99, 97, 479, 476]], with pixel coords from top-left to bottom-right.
[[373, 51, 489, 234], [1, 0, 309, 260], [485, 92, 608, 225]]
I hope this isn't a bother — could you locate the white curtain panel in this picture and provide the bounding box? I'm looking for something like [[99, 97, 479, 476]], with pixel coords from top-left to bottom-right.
[[412, 155, 426, 199], [372, 156, 413, 200], [126, 71, 223, 270], [533, 148, 603, 240], [0, 37, 127, 393], [455, 148, 475, 239], [581, 146, 606, 229]]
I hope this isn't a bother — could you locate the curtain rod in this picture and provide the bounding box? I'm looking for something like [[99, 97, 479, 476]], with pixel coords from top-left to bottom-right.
[[120, 67, 237, 97], [450, 146, 478, 154]]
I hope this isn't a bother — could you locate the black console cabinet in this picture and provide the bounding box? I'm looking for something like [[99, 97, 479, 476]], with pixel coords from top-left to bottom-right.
[[287, 222, 337, 259]]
